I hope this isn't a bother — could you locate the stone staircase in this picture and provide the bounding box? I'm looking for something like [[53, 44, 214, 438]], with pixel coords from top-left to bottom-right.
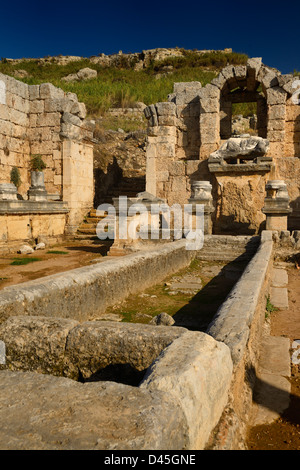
[[75, 209, 115, 241], [196, 235, 260, 263], [76, 175, 145, 241]]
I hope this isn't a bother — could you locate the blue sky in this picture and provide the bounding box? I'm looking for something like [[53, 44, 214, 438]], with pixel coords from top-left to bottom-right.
[[1, 0, 299, 74]]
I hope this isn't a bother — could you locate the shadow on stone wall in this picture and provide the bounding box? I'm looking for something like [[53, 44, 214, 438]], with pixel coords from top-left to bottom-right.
[[289, 196, 300, 231], [94, 156, 123, 208]]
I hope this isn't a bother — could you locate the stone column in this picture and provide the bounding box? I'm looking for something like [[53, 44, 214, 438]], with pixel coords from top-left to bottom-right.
[[262, 180, 292, 231], [188, 181, 214, 234]]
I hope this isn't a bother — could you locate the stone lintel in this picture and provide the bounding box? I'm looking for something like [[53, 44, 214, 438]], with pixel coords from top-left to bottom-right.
[[0, 200, 69, 214]]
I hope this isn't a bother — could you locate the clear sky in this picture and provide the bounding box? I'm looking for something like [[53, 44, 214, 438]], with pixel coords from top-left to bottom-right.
[[1, 0, 299, 74]]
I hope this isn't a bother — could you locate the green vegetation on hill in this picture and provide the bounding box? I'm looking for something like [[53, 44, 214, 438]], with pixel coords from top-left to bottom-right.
[[0, 50, 249, 118]]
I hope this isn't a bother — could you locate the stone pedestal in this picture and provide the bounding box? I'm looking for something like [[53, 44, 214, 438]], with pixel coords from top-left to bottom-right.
[[262, 180, 292, 231], [108, 192, 166, 256], [0, 183, 17, 201], [188, 181, 214, 235], [28, 171, 48, 202]]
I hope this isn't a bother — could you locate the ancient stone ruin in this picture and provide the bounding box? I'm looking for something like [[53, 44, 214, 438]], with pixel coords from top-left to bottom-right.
[[0, 74, 94, 253], [144, 58, 300, 234]]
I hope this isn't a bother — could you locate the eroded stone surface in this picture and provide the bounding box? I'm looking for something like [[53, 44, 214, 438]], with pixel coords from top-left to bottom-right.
[[0, 370, 187, 450]]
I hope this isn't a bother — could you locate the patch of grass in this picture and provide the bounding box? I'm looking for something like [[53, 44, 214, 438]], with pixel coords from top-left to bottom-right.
[[10, 257, 41, 266], [265, 295, 278, 318], [97, 114, 147, 133], [0, 53, 241, 118], [0, 277, 8, 281], [46, 250, 69, 255]]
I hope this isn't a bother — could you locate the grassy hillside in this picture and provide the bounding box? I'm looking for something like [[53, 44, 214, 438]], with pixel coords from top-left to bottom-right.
[[0, 50, 249, 119]]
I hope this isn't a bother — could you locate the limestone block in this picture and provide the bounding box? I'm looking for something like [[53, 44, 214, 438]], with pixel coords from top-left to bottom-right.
[[211, 73, 227, 90], [36, 112, 61, 127], [140, 331, 233, 450], [6, 92, 30, 114], [247, 57, 262, 76], [168, 161, 185, 176], [173, 81, 202, 94], [17, 244, 34, 254], [40, 83, 65, 100], [35, 242, 46, 250], [200, 97, 219, 113], [30, 100, 45, 114], [200, 143, 219, 159], [279, 74, 300, 95], [28, 85, 40, 101], [147, 125, 176, 137], [220, 65, 236, 88], [74, 102, 86, 119], [61, 123, 81, 139], [267, 130, 285, 142], [286, 104, 300, 121], [262, 71, 279, 91], [0, 316, 79, 376], [31, 214, 66, 238], [233, 65, 247, 79], [185, 160, 201, 176], [62, 112, 82, 127], [269, 142, 285, 158], [6, 216, 31, 240], [0, 74, 28, 100], [177, 130, 188, 147], [155, 102, 176, 116], [156, 170, 169, 182], [158, 115, 176, 126], [30, 140, 56, 155], [200, 113, 219, 144], [9, 108, 29, 127], [170, 176, 186, 194], [150, 312, 175, 326], [0, 371, 188, 450], [200, 83, 220, 99], [266, 87, 287, 105], [267, 119, 285, 131], [63, 321, 186, 380], [268, 104, 286, 120], [54, 174, 63, 186], [156, 142, 176, 158]]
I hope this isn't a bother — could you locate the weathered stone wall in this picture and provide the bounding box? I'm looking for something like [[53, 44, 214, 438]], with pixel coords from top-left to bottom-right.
[[0, 211, 67, 247], [144, 59, 300, 234], [0, 73, 94, 237]]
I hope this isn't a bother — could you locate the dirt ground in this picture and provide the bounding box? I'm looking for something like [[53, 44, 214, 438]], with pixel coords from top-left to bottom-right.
[[246, 265, 300, 450], [0, 241, 111, 290]]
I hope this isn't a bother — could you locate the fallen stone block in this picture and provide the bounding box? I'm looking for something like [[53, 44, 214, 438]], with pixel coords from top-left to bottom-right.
[[17, 245, 34, 254]]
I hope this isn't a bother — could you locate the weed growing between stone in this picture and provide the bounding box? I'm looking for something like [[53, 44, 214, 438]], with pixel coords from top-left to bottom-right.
[[265, 295, 278, 319]]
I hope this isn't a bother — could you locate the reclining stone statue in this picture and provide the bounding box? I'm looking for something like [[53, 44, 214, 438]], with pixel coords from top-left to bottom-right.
[[209, 135, 270, 164]]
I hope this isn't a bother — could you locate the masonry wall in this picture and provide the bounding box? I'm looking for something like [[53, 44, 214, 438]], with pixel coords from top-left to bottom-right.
[[0, 74, 30, 196], [144, 59, 300, 234], [0, 73, 94, 236]]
